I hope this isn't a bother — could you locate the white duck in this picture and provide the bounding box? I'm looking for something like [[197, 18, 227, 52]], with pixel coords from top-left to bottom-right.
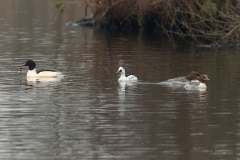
[[116, 66, 138, 82]]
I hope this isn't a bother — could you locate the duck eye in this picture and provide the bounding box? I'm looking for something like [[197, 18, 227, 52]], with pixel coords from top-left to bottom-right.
[[119, 70, 122, 72]]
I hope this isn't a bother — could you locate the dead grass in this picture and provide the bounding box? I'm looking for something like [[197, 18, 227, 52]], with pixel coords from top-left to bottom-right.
[[80, 0, 240, 46]]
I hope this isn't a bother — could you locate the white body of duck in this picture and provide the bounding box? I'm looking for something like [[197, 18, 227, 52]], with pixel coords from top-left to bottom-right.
[[184, 74, 209, 91], [116, 66, 138, 82], [22, 59, 63, 81]]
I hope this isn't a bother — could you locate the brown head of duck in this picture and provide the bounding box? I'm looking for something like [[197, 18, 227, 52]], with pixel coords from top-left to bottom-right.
[[186, 71, 201, 81], [198, 74, 209, 83]]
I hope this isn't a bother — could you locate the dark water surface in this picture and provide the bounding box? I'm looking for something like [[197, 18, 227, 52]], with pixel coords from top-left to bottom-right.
[[0, 0, 240, 160]]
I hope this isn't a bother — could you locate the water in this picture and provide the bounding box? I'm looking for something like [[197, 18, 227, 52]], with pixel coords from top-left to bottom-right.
[[0, 0, 240, 159]]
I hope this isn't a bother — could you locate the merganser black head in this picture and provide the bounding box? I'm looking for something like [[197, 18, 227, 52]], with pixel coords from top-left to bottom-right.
[[22, 59, 36, 70]]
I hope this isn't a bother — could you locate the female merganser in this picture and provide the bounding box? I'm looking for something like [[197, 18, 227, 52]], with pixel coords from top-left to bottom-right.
[[159, 71, 201, 86], [184, 74, 209, 91], [185, 71, 201, 82], [22, 59, 63, 80], [116, 66, 138, 82]]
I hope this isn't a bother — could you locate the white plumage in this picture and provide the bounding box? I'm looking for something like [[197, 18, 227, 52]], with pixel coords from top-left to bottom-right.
[[159, 71, 201, 87], [22, 59, 63, 81], [116, 66, 138, 82], [184, 74, 209, 91]]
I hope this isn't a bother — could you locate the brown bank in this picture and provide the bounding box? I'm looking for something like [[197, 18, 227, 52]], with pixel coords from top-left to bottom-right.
[[64, 0, 240, 46]]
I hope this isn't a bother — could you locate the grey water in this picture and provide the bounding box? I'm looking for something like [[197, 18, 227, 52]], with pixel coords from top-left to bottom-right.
[[0, 0, 240, 159]]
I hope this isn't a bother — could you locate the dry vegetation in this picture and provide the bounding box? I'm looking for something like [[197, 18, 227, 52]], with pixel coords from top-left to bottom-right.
[[80, 0, 240, 46]]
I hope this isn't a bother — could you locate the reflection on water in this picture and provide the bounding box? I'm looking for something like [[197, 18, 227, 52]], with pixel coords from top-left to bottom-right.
[[117, 81, 138, 116], [0, 0, 240, 160]]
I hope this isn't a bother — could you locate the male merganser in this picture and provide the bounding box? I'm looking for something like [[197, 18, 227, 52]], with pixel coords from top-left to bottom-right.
[[116, 66, 138, 82], [159, 71, 201, 86], [22, 59, 63, 80], [184, 74, 209, 91]]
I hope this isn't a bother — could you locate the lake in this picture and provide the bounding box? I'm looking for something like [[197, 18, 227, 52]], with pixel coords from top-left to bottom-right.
[[0, 0, 239, 159]]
